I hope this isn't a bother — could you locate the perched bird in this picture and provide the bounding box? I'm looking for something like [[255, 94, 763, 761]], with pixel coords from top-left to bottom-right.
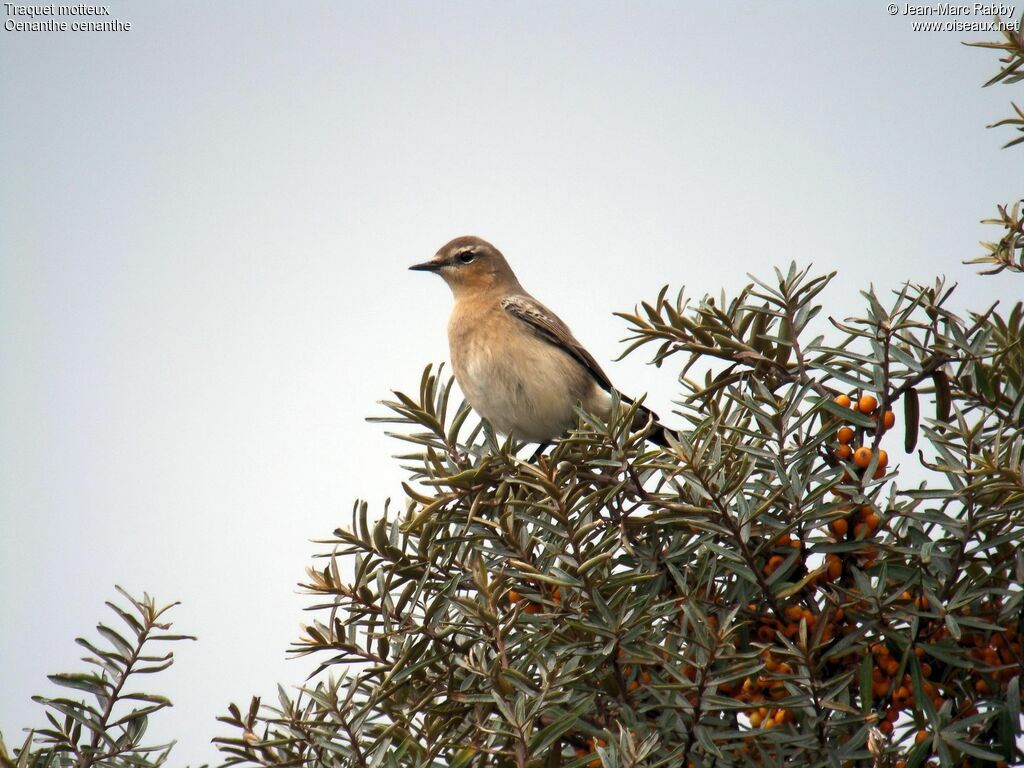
[[409, 236, 668, 447]]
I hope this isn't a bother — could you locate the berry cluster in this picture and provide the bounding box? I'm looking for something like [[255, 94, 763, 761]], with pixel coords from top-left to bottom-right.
[[832, 393, 892, 476], [507, 583, 561, 614]]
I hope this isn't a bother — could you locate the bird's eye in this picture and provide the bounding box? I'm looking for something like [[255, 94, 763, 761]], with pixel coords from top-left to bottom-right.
[[458, 251, 476, 264]]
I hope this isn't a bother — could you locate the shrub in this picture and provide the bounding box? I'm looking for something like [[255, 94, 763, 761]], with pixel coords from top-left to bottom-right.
[[213, 262, 1023, 768], [0, 588, 193, 768]]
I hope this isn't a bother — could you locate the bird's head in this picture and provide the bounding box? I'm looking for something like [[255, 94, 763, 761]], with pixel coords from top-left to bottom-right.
[[409, 236, 520, 296]]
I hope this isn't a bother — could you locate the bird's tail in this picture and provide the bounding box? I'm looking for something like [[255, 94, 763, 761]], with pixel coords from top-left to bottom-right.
[[626, 398, 673, 448]]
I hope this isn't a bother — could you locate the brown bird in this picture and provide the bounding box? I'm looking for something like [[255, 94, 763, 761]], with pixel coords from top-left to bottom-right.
[[409, 236, 668, 447]]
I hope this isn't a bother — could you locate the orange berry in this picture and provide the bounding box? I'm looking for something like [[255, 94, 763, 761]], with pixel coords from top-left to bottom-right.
[[858, 394, 878, 415], [765, 555, 784, 575], [835, 394, 852, 408], [853, 446, 873, 468], [882, 410, 895, 429], [524, 602, 541, 614], [864, 513, 881, 532], [508, 589, 523, 603], [837, 426, 855, 445], [826, 554, 842, 581], [749, 711, 763, 728], [876, 450, 889, 470], [830, 518, 849, 538], [915, 729, 928, 745], [835, 444, 852, 460], [879, 720, 893, 735]]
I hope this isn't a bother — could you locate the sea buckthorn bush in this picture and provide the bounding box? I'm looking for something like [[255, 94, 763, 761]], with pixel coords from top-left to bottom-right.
[[212, 261, 1022, 768]]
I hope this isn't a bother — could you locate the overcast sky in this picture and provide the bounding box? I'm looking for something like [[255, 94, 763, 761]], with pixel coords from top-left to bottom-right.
[[1, 2, 1021, 764]]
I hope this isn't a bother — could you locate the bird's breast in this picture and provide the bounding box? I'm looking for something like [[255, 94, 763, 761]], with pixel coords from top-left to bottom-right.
[[447, 302, 607, 442]]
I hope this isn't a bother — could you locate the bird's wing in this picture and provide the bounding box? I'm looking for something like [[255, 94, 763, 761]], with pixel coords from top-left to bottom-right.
[[501, 294, 614, 391]]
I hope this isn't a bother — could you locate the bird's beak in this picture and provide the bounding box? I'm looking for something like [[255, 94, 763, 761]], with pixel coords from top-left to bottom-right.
[[408, 260, 442, 273]]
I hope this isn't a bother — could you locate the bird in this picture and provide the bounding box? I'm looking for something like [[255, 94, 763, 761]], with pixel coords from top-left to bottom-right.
[[409, 236, 669, 448]]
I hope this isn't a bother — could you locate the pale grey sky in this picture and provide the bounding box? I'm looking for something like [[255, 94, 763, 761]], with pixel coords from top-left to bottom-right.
[[1, 2, 1020, 765]]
